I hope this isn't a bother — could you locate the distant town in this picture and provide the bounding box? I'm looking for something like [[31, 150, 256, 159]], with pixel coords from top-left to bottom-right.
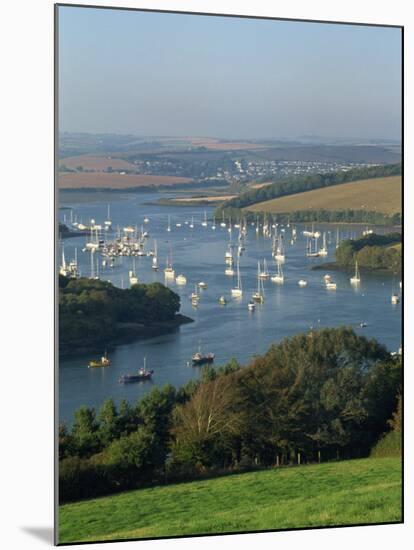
[[58, 133, 401, 192]]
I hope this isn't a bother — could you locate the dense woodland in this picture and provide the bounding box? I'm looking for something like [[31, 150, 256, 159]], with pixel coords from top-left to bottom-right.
[[240, 209, 401, 226], [59, 277, 181, 355], [335, 233, 402, 273], [59, 327, 401, 503], [215, 163, 402, 221]]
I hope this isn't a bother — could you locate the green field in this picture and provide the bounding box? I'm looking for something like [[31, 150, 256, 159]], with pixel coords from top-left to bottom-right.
[[247, 176, 401, 215], [59, 457, 402, 544]]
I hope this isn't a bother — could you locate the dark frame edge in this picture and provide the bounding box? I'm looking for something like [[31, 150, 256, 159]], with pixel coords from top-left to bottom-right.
[[54, 2, 404, 29], [54, 2, 60, 546]]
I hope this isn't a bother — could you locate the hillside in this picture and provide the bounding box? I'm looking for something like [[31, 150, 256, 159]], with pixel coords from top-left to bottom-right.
[[247, 176, 401, 215], [59, 154, 139, 172], [59, 457, 402, 543], [58, 172, 193, 190]]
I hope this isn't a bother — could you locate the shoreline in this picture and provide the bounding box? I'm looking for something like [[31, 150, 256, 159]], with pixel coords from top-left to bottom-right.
[[145, 198, 230, 207], [59, 313, 194, 359], [311, 262, 401, 275]]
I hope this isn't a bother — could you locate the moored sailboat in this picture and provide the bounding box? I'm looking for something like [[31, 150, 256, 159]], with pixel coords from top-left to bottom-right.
[[152, 239, 159, 271], [271, 260, 284, 284], [258, 259, 270, 280], [231, 259, 243, 297], [129, 257, 138, 285], [252, 261, 265, 303], [164, 245, 175, 279], [350, 260, 361, 285], [175, 274, 187, 285], [319, 232, 328, 256]]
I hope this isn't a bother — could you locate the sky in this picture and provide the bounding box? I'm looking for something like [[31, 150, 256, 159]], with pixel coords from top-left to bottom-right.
[[58, 6, 402, 141]]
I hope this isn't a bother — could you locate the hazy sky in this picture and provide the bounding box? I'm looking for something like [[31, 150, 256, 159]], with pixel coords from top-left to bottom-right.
[[58, 6, 402, 140]]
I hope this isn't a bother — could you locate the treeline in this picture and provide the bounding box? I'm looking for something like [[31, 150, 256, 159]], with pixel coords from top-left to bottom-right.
[[215, 163, 402, 218], [59, 327, 401, 503], [335, 233, 402, 272], [252, 209, 400, 226], [59, 276, 180, 355]]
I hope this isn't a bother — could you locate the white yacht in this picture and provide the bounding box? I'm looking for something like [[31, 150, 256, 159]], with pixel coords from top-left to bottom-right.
[[350, 260, 361, 285], [258, 259, 270, 280], [252, 261, 265, 303], [231, 259, 243, 297], [319, 232, 328, 256], [175, 274, 187, 285], [271, 260, 284, 284]]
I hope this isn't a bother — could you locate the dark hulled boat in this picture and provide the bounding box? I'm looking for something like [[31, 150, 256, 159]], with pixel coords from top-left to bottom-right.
[[118, 357, 154, 383], [192, 352, 214, 366]]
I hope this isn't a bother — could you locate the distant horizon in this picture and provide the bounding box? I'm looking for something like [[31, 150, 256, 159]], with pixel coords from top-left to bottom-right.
[[58, 6, 402, 140], [58, 130, 401, 144]]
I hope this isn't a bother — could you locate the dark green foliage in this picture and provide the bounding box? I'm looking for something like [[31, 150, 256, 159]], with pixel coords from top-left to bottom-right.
[[59, 277, 180, 354], [231, 327, 394, 466], [71, 406, 100, 458], [242, 209, 401, 226], [335, 233, 401, 272], [137, 385, 177, 470], [58, 425, 75, 460], [59, 328, 401, 503], [97, 399, 119, 447], [59, 385, 177, 502], [216, 163, 402, 217]]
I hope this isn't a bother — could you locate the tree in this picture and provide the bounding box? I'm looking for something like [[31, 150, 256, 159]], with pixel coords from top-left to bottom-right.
[[171, 376, 240, 469], [98, 399, 118, 446], [137, 385, 177, 470], [71, 406, 100, 457], [104, 426, 157, 482], [59, 424, 75, 459]]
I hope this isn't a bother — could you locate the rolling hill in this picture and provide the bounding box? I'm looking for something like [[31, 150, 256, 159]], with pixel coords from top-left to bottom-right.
[[58, 172, 193, 190], [59, 457, 401, 544], [246, 176, 401, 215]]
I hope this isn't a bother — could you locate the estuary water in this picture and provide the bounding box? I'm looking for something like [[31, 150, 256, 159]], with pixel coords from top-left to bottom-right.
[[58, 191, 402, 424]]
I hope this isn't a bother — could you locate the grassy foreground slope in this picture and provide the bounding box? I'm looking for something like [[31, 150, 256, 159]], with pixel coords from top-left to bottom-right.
[[247, 176, 401, 215], [59, 457, 401, 543]]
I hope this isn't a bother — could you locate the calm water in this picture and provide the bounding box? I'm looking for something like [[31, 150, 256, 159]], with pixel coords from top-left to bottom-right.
[[58, 191, 402, 424]]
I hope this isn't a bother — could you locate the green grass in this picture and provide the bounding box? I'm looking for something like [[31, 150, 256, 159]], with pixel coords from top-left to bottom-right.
[[59, 457, 402, 544], [371, 431, 402, 458], [247, 176, 402, 215]]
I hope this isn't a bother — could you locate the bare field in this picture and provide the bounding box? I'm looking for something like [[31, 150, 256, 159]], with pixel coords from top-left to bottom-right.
[[59, 155, 138, 171], [247, 176, 402, 215], [169, 194, 236, 203], [251, 181, 273, 189], [58, 172, 193, 189]]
